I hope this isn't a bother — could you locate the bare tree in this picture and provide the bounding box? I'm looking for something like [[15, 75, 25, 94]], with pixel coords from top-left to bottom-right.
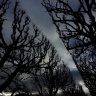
[[0, 0, 51, 92], [7, 74, 32, 96], [32, 46, 73, 96], [62, 84, 87, 96], [42, 0, 96, 95]]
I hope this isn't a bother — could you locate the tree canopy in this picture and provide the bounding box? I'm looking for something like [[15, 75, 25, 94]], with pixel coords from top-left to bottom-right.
[[0, 0, 88, 96], [42, 0, 96, 96]]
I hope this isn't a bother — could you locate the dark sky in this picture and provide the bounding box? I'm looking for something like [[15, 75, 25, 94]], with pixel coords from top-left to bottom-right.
[[19, 0, 75, 69], [9, 0, 90, 95]]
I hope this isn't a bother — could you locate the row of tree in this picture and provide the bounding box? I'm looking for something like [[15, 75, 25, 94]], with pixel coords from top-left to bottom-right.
[[0, 0, 87, 96], [42, 0, 96, 96]]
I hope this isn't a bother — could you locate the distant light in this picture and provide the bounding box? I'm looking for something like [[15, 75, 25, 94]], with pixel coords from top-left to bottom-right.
[[57, 89, 62, 94], [1, 92, 11, 96]]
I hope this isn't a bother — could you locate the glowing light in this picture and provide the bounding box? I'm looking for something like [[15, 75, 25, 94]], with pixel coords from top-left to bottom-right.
[[57, 89, 62, 94], [1, 92, 11, 96], [79, 81, 91, 96]]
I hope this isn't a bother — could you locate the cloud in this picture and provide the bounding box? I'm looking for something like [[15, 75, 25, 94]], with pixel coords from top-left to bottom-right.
[[71, 69, 90, 96], [18, 2, 91, 95], [19, 0, 77, 69]]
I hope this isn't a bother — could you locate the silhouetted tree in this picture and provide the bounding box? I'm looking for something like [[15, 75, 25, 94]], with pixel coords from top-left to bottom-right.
[[62, 84, 87, 96], [0, 0, 51, 92], [42, 0, 96, 96], [32, 46, 73, 96], [8, 76, 32, 96]]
